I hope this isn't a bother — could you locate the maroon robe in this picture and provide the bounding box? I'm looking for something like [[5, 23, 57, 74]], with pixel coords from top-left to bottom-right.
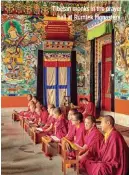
[[44, 115, 55, 128], [40, 110, 48, 124], [84, 128, 129, 175], [65, 120, 76, 141], [33, 115, 54, 144], [75, 122, 85, 147], [80, 126, 103, 169], [83, 102, 96, 118], [68, 122, 85, 158], [78, 104, 85, 113], [24, 112, 37, 132], [55, 115, 68, 139]]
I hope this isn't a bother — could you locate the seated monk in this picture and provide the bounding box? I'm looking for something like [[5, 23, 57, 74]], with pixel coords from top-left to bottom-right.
[[82, 98, 96, 118], [53, 107, 68, 140], [64, 109, 77, 141], [24, 103, 37, 133], [42, 107, 55, 134], [70, 98, 85, 113], [41, 107, 68, 157], [19, 101, 35, 120], [31, 105, 55, 144], [12, 94, 32, 120], [79, 116, 103, 172], [32, 96, 38, 105], [83, 115, 129, 175], [38, 106, 48, 127], [63, 112, 85, 158]]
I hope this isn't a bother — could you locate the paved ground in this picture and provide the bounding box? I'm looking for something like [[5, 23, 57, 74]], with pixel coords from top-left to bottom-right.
[[1, 109, 75, 175], [1, 108, 129, 175]]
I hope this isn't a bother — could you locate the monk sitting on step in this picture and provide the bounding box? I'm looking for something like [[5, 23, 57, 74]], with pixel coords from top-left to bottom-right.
[[42, 107, 68, 157], [79, 116, 103, 173], [70, 98, 85, 113], [62, 112, 85, 159], [31, 104, 55, 144], [24, 103, 37, 133], [83, 115, 129, 175], [12, 94, 32, 121], [82, 98, 96, 119], [64, 109, 77, 141]]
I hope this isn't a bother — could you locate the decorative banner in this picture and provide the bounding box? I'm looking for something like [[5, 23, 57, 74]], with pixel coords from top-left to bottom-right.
[[2, 1, 112, 17], [85, 17, 113, 41], [43, 51, 71, 67], [43, 40, 73, 51], [44, 20, 73, 40]]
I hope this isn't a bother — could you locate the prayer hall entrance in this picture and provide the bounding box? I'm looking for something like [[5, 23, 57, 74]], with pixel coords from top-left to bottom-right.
[[37, 49, 77, 107]]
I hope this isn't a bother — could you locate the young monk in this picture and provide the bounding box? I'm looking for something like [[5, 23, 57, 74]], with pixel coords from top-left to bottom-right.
[[42, 107, 55, 134], [31, 105, 55, 144], [70, 98, 85, 113], [79, 116, 103, 172], [84, 115, 129, 175], [64, 109, 77, 141], [53, 107, 68, 139], [12, 94, 32, 121], [38, 106, 48, 127], [82, 98, 96, 118], [24, 103, 37, 133], [63, 112, 85, 159], [32, 96, 38, 105]]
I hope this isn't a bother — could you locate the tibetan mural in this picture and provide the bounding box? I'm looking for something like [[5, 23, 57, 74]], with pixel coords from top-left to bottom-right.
[[1, 14, 45, 96], [114, 1, 129, 100], [76, 41, 91, 96]]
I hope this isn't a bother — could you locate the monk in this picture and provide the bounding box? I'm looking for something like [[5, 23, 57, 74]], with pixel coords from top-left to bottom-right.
[[82, 98, 96, 118], [31, 105, 55, 144], [70, 98, 85, 113], [53, 107, 68, 139], [79, 116, 103, 172], [42, 107, 55, 133], [63, 112, 85, 159], [41, 108, 67, 157], [12, 94, 32, 121], [32, 96, 38, 105], [24, 103, 37, 133], [37, 106, 48, 127], [65, 109, 77, 141], [84, 115, 129, 175]]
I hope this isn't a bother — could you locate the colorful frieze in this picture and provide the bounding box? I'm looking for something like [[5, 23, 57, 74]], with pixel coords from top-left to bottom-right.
[[2, 1, 112, 18], [43, 40, 73, 51]]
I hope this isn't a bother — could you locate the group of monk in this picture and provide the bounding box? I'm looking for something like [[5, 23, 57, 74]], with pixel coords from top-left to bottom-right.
[[12, 94, 129, 175]]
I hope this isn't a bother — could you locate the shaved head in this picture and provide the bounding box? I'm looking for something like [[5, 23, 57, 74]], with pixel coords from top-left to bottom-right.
[[101, 115, 115, 132], [103, 115, 115, 127]]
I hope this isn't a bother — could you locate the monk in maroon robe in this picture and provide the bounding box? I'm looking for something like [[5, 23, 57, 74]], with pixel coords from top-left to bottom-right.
[[82, 98, 96, 118], [64, 112, 85, 158], [84, 115, 129, 175], [12, 94, 33, 121], [32, 105, 55, 143], [24, 103, 37, 132], [53, 108, 68, 139], [79, 116, 103, 172], [64, 109, 77, 141], [71, 98, 85, 113]]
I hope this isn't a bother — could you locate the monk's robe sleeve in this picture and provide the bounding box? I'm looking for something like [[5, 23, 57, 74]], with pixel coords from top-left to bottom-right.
[[55, 118, 68, 139]]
